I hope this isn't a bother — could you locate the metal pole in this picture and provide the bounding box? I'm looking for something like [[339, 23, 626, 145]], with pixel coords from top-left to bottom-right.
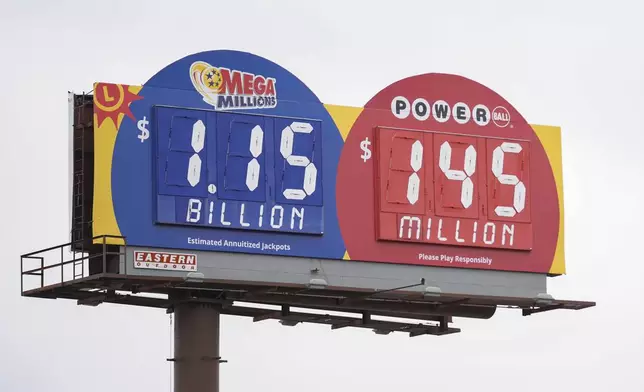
[[173, 299, 221, 392]]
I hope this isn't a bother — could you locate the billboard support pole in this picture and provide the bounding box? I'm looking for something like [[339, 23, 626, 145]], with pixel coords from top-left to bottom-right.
[[172, 295, 221, 392]]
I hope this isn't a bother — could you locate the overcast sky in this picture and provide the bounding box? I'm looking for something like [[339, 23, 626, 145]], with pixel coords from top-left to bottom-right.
[[1, 0, 642, 391]]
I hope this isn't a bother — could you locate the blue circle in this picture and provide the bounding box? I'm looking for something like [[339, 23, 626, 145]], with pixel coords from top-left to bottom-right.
[[112, 50, 346, 259]]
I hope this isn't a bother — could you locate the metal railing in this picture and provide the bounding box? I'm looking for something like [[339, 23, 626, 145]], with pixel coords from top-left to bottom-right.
[[20, 235, 127, 295]]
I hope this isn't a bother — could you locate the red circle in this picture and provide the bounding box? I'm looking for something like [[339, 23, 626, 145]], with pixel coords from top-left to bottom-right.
[[335, 74, 559, 273]]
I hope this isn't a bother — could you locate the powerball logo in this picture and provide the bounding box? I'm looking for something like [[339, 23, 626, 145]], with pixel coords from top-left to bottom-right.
[[190, 61, 277, 110]]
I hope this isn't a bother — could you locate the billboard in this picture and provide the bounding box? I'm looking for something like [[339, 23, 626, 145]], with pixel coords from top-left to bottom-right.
[[91, 50, 565, 276]]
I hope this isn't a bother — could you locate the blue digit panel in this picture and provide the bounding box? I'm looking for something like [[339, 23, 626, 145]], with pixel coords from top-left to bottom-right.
[[274, 118, 323, 206], [155, 107, 209, 198], [154, 106, 323, 234], [216, 113, 269, 202]]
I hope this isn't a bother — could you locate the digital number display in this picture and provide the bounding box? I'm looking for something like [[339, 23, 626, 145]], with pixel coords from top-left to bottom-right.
[[155, 106, 323, 234], [375, 127, 532, 250]]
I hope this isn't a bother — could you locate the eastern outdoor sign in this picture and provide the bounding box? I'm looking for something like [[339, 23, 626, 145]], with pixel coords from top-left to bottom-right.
[[91, 50, 565, 275]]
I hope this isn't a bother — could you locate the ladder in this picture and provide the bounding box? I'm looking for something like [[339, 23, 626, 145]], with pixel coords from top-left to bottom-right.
[[71, 93, 92, 280]]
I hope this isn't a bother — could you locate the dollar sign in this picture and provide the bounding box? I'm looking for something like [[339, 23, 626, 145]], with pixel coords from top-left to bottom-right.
[[360, 137, 372, 162], [137, 116, 150, 142]]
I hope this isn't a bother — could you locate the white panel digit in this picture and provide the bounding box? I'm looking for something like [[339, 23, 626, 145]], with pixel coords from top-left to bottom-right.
[[280, 122, 317, 200], [271, 206, 284, 228], [439, 141, 476, 208], [187, 155, 202, 187], [303, 164, 317, 195], [406, 140, 423, 205], [283, 189, 307, 200], [191, 120, 206, 152], [187, 120, 206, 187], [407, 173, 420, 204], [246, 159, 260, 191], [249, 125, 263, 158], [491, 142, 525, 217], [410, 141, 423, 171], [186, 199, 202, 223], [514, 182, 526, 213], [399, 216, 422, 239], [244, 125, 264, 191]]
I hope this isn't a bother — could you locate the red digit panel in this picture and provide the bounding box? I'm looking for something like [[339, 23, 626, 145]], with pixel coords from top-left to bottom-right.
[[433, 133, 481, 220], [486, 138, 531, 223], [376, 128, 431, 216], [375, 128, 433, 241]]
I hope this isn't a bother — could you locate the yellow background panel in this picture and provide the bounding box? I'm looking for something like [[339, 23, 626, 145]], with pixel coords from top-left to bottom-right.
[[91, 84, 142, 245], [92, 112, 124, 245], [324, 104, 363, 260], [324, 104, 363, 142], [531, 124, 566, 275]]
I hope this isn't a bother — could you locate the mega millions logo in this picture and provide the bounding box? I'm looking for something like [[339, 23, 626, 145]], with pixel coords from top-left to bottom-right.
[[190, 61, 277, 110]]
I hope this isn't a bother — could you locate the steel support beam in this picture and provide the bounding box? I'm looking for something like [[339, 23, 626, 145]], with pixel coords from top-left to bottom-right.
[[171, 297, 221, 392]]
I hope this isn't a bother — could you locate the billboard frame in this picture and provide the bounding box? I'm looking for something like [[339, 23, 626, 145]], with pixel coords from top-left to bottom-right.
[[20, 235, 595, 336]]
